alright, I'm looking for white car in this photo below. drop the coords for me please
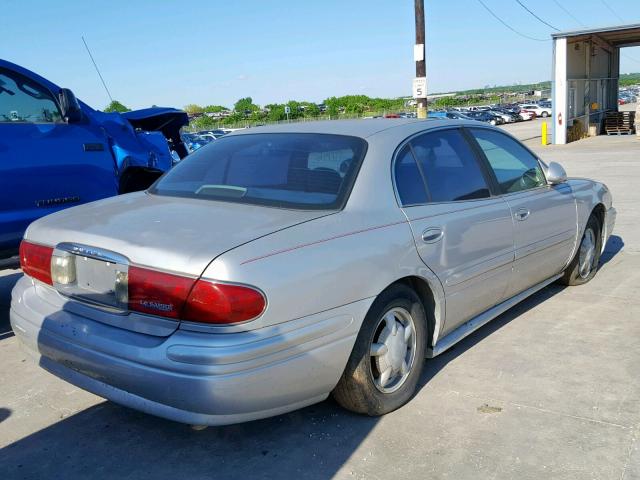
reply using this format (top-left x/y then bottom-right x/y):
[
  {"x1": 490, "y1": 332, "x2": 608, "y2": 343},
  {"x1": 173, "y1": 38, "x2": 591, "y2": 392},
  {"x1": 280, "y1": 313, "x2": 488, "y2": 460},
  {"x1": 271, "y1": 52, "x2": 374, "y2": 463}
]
[
  {"x1": 520, "y1": 104, "x2": 552, "y2": 118},
  {"x1": 488, "y1": 110, "x2": 516, "y2": 123},
  {"x1": 518, "y1": 110, "x2": 535, "y2": 121}
]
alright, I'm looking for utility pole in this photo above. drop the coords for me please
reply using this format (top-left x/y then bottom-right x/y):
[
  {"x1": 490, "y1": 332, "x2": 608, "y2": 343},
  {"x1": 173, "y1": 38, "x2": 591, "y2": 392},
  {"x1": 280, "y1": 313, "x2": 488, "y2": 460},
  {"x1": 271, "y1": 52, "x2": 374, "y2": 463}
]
[{"x1": 414, "y1": 0, "x2": 427, "y2": 118}]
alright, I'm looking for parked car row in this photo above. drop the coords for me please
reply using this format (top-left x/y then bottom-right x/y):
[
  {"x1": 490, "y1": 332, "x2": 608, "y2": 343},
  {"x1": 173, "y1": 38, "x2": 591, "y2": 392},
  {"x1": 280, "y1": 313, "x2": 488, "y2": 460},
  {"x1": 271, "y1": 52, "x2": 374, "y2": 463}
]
[
  {"x1": 429, "y1": 101, "x2": 551, "y2": 126},
  {"x1": 619, "y1": 86, "x2": 639, "y2": 105},
  {"x1": 181, "y1": 129, "x2": 231, "y2": 153}
]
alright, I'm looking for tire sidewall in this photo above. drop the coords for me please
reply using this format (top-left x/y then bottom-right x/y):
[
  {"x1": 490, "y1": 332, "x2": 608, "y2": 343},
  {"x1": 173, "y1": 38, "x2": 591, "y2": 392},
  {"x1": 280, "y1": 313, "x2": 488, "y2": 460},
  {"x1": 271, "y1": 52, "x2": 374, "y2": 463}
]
[
  {"x1": 337, "y1": 285, "x2": 427, "y2": 415},
  {"x1": 562, "y1": 215, "x2": 602, "y2": 285}
]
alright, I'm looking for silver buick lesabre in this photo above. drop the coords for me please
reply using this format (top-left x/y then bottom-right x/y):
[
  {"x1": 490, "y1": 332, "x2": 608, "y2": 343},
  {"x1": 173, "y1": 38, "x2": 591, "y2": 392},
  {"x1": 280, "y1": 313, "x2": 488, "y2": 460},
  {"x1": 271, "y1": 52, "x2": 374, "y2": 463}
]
[{"x1": 11, "y1": 119, "x2": 616, "y2": 426}]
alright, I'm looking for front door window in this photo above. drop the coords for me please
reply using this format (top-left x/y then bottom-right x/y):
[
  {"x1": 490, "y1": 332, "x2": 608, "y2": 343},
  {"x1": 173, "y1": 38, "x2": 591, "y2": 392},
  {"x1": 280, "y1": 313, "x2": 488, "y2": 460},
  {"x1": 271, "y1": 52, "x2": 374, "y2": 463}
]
[{"x1": 0, "y1": 68, "x2": 61, "y2": 123}]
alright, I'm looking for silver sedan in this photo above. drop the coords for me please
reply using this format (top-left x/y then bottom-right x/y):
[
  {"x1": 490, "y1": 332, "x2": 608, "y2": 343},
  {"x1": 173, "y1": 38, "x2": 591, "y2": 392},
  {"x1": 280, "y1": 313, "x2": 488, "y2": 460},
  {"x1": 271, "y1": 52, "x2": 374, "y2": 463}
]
[{"x1": 11, "y1": 119, "x2": 616, "y2": 426}]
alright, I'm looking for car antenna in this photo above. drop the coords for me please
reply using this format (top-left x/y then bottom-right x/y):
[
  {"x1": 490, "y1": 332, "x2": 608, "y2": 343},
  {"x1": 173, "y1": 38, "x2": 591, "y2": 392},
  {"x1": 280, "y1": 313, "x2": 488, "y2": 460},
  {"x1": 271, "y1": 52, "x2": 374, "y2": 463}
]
[{"x1": 81, "y1": 36, "x2": 114, "y2": 103}]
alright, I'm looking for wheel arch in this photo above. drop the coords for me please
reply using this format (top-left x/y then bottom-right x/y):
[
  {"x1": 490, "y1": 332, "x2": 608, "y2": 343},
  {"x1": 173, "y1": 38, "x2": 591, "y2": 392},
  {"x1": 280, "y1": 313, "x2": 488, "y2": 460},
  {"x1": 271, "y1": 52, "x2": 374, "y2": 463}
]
[
  {"x1": 383, "y1": 275, "x2": 445, "y2": 350},
  {"x1": 119, "y1": 166, "x2": 164, "y2": 193}
]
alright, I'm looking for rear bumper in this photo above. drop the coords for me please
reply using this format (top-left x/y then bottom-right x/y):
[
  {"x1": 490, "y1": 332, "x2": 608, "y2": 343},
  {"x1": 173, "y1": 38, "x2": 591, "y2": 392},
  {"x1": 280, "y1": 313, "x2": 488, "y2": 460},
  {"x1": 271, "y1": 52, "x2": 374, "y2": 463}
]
[{"x1": 11, "y1": 277, "x2": 370, "y2": 425}]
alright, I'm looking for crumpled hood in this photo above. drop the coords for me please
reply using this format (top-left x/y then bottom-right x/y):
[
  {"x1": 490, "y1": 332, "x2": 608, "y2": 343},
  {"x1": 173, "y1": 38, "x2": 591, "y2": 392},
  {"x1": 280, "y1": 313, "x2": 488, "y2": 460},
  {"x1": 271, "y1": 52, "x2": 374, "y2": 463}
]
[{"x1": 25, "y1": 192, "x2": 331, "y2": 276}]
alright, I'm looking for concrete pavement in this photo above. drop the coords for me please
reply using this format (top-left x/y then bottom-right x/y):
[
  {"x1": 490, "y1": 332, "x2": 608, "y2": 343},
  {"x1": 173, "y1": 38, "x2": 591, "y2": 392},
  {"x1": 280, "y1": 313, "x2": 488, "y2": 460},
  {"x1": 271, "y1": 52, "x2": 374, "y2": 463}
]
[{"x1": 0, "y1": 127, "x2": 639, "y2": 479}]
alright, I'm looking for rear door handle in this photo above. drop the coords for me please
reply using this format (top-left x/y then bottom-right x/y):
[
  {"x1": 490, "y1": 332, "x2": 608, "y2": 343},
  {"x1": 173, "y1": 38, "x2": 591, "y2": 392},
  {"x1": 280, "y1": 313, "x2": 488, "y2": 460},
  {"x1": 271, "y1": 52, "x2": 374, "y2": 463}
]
[
  {"x1": 515, "y1": 208, "x2": 530, "y2": 221},
  {"x1": 422, "y1": 227, "x2": 444, "y2": 243}
]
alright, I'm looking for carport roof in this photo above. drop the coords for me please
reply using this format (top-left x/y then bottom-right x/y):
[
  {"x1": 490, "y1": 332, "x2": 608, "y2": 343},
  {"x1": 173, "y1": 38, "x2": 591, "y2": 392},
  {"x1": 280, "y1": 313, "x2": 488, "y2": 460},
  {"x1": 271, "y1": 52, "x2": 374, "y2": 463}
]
[{"x1": 551, "y1": 23, "x2": 640, "y2": 48}]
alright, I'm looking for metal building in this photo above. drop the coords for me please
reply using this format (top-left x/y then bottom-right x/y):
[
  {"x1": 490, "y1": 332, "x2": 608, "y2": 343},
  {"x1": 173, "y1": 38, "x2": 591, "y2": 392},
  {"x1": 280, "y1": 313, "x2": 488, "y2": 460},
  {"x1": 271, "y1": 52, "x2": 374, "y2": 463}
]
[{"x1": 551, "y1": 23, "x2": 640, "y2": 144}]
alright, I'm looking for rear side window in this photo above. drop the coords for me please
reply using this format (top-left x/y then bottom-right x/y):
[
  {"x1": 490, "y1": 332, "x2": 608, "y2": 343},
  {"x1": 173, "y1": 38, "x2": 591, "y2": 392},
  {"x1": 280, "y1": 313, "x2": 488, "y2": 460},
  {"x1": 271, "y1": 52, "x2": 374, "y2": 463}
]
[
  {"x1": 151, "y1": 133, "x2": 367, "y2": 210},
  {"x1": 469, "y1": 128, "x2": 546, "y2": 194},
  {"x1": 394, "y1": 145, "x2": 428, "y2": 205},
  {"x1": 410, "y1": 129, "x2": 490, "y2": 202}
]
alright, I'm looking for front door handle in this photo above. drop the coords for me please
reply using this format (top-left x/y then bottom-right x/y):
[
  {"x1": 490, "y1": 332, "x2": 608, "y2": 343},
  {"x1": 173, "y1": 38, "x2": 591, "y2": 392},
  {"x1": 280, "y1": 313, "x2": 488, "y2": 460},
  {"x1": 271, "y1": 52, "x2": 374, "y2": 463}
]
[
  {"x1": 422, "y1": 227, "x2": 444, "y2": 243},
  {"x1": 515, "y1": 208, "x2": 530, "y2": 221}
]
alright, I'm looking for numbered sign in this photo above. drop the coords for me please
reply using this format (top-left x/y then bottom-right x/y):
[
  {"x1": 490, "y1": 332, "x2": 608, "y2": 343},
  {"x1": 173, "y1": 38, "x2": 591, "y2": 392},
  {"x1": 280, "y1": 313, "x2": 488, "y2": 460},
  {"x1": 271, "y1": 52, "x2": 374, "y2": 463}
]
[
  {"x1": 284, "y1": 106, "x2": 291, "y2": 114},
  {"x1": 412, "y1": 77, "x2": 427, "y2": 99}
]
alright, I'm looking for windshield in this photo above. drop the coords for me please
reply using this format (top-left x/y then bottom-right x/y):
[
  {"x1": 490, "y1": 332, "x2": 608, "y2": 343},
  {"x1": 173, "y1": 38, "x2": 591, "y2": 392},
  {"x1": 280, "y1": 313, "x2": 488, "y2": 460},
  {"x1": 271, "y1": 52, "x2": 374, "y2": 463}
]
[{"x1": 151, "y1": 133, "x2": 367, "y2": 210}]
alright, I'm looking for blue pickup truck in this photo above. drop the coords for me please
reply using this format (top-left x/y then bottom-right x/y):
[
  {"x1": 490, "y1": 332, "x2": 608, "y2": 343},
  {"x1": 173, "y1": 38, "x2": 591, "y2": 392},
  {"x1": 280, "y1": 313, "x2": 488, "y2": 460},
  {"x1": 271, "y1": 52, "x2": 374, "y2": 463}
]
[{"x1": 0, "y1": 59, "x2": 188, "y2": 258}]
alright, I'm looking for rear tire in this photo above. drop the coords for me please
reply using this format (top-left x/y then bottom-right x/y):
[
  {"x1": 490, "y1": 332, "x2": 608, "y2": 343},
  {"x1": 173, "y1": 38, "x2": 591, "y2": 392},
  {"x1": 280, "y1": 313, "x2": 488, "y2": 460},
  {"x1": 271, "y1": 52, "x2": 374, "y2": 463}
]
[
  {"x1": 332, "y1": 284, "x2": 427, "y2": 416},
  {"x1": 541, "y1": 111, "x2": 549, "y2": 118},
  {"x1": 559, "y1": 215, "x2": 602, "y2": 286}
]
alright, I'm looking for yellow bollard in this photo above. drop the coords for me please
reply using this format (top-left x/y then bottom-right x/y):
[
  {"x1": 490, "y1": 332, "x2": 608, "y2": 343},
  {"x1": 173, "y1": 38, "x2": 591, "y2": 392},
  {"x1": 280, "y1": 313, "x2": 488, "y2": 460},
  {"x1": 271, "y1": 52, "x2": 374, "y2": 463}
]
[{"x1": 541, "y1": 122, "x2": 548, "y2": 146}]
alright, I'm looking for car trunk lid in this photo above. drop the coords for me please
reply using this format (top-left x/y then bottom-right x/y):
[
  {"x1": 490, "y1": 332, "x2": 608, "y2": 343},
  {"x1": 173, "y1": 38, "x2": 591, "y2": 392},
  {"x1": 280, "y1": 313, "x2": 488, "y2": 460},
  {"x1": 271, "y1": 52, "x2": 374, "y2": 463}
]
[{"x1": 25, "y1": 192, "x2": 331, "y2": 336}]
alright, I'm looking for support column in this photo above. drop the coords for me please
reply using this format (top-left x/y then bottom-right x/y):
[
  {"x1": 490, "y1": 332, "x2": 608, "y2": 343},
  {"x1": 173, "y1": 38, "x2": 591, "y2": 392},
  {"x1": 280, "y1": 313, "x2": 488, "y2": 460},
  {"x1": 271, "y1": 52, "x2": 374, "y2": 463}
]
[{"x1": 553, "y1": 37, "x2": 568, "y2": 144}]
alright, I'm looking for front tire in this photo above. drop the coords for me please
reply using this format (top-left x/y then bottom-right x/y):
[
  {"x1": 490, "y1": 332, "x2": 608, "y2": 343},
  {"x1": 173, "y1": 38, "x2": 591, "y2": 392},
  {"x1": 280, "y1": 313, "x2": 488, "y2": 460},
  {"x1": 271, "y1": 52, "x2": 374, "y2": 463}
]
[
  {"x1": 559, "y1": 215, "x2": 602, "y2": 286},
  {"x1": 541, "y1": 111, "x2": 549, "y2": 118},
  {"x1": 332, "y1": 284, "x2": 427, "y2": 416}
]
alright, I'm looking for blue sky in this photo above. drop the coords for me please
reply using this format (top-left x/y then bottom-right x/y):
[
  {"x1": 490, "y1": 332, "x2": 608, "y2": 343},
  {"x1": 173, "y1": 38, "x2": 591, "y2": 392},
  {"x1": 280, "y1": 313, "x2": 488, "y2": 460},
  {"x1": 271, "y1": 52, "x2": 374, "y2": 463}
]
[{"x1": 1, "y1": 0, "x2": 639, "y2": 109}]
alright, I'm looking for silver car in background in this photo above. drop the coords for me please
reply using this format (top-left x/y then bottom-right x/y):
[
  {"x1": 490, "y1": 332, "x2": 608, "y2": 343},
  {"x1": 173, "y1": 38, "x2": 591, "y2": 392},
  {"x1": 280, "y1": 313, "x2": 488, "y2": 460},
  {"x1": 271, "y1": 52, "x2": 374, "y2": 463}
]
[{"x1": 11, "y1": 119, "x2": 616, "y2": 426}]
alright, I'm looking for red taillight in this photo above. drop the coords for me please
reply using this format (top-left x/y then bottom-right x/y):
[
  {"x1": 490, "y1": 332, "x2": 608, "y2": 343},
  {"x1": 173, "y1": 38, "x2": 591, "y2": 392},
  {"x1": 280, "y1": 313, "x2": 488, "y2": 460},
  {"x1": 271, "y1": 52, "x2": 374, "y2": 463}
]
[
  {"x1": 127, "y1": 266, "x2": 265, "y2": 324},
  {"x1": 183, "y1": 280, "x2": 266, "y2": 324},
  {"x1": 19, "y1": 241, "x2": 53, "y2": 285},
  {"x1": 127, "y1": 266, "x2": 195, "y2": 319}
]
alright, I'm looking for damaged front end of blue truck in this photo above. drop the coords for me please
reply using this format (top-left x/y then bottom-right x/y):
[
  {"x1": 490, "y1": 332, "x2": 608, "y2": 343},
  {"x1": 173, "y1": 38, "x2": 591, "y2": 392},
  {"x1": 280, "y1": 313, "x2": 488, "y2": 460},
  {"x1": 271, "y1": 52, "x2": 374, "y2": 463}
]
[{"x1": 0, "y1": 59, "x2": 189, "y2": 258}]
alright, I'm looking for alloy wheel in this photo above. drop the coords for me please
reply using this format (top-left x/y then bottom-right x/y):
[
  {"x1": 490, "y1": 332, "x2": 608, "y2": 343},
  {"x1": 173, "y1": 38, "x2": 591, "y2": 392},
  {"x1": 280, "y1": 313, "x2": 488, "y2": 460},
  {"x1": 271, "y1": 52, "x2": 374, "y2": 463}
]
[{"x1": 369, "y1": 307, "x2": 417, "y2": 393}]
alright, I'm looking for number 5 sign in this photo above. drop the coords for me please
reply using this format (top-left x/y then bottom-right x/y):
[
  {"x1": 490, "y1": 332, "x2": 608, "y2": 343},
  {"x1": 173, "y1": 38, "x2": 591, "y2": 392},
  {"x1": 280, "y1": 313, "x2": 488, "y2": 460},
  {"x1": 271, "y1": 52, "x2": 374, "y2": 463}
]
[{"x1": 412, "y1": 77, "x2": 427, "y2": 99}]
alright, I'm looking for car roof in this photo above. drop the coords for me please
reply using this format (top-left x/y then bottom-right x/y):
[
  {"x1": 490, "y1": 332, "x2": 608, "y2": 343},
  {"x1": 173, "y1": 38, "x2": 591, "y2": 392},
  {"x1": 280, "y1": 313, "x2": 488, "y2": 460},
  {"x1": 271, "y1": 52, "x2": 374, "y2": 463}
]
[{"x1": 227, "y1": 118, "x2": 473, "y2": 139}]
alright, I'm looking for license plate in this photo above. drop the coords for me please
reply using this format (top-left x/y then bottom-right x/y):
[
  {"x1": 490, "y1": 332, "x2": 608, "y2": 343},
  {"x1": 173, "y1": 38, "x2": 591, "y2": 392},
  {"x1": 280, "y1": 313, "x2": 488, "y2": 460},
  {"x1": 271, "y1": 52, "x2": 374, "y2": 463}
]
[{"x1": 52, "y1": 243, "x2": 129, "y2": 311}]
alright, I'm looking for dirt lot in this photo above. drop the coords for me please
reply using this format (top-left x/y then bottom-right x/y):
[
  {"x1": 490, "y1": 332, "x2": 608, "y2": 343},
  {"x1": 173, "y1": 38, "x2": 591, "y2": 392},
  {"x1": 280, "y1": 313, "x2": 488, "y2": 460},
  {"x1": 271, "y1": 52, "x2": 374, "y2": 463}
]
[{"x1": 1, "y1": 124, "x2": 639, "y2": 480}]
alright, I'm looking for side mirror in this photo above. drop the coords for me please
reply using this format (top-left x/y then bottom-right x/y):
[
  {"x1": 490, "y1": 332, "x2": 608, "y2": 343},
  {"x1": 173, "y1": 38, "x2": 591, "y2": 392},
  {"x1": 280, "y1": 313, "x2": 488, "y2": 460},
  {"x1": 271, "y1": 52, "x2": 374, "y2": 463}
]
[
  {"x1": 546, "y1": 161, "x2": 567, "y2": 185},
  {"x1": 58, "y1": 88, "x2": 83, "y2": 123}
]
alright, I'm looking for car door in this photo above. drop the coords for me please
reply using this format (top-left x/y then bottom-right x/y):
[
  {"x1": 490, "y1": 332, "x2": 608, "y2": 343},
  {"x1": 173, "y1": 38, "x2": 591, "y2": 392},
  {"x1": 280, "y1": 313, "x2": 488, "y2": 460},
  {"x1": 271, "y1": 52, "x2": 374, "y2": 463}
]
[
  {"x1": 0, "y1": 66, "x2": 118, "y2": 254},
  {"x1": 467, "y1": 127, "x2": 576, "y2": 298},
  {"x1": 394, "y1": 128, "x2": 514, "y2": 335}
]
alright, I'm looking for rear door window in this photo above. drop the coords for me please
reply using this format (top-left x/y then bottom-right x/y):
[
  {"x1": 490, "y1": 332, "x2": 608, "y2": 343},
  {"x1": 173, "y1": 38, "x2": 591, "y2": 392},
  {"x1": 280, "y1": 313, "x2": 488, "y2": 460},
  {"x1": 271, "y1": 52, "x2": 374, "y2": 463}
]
[
  {"x1": 410, "y1": 129, "x2": 491, "y2": 202},
  {"x1": 394, "y1": 145, "x2": 428, "y2": 205}
]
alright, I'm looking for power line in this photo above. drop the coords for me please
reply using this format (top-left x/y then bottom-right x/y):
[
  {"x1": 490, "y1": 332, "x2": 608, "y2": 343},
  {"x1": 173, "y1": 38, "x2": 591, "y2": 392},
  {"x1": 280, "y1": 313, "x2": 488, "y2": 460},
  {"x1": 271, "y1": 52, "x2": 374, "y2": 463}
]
[
  {"x1": 551, "y1": 0, "x2": 585, "y2": 27},
  {"x1": 476, "y1": 0, "x2": 549, "y2": 42},
  {"x1": 599, "y1": 0, "x2": 625, "y2": 23},
  {"x1": 514, "y1": 0, "x2": 560, "y2": 31}
]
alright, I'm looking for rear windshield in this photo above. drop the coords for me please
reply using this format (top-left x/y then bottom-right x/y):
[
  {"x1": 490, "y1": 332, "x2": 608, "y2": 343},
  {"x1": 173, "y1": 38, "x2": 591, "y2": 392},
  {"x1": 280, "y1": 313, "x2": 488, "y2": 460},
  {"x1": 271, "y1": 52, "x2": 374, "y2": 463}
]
[{"x1": 150, "y1": 133, "x2": 367, "y2": 210}]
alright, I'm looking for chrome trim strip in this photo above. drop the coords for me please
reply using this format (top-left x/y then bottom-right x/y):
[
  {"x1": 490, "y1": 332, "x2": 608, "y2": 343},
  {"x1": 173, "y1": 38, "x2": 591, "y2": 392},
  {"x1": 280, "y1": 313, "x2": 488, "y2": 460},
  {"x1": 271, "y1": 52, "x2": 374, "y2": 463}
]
[
  {"x1": 428, "y1": 273, "x2": 562, "y2": 357},
  {"x1": 56, "y1": 242, "x2": 130, "y2": 265}
]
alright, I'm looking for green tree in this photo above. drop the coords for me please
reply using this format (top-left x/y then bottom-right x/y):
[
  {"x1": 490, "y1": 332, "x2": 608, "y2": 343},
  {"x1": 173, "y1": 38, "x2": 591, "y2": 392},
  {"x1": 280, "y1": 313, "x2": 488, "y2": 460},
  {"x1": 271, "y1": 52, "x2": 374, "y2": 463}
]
[
  {"x1": 190, "y1": 115, "x2": 217, "y2": 130},
  {"x1": 183, "y1": 104, "x2": 205, "y2": 115},
  {"x1": 264, "y1": 103, "x2": 286, "y2": 121},
  {"x1": 104, "y1": 100, "x2": 130, "y2": 113},
  {"x1": 234, "y1": 97, "x2": 259, "y2": 115},
  {"x1": 300, "y1": 102, "x2": 320, "y2": 117},
  {"x1": 203, "y1": 105, "x2": 229, "y2": 113}
]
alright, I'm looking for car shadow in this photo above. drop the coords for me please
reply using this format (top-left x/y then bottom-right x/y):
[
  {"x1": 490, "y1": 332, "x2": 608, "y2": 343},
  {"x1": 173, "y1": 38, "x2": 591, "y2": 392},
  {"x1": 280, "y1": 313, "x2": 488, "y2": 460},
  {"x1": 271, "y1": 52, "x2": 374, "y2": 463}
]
[
  {"x1": 600, "y1": 234, "x2": 624, "y2": 266},
  {"x1": 0, "y1": 390, "x2": 378, "y2": 479},
  {"x1": 418, "y1": 282, "x2": 564, "y2": 388}
]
